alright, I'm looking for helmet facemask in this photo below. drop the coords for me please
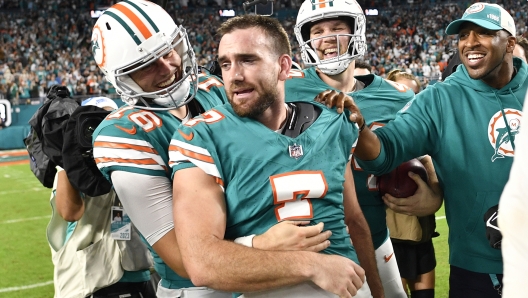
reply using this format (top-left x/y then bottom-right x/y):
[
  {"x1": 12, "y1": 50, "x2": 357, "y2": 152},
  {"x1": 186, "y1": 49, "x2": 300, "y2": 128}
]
[{"x1": 294, "y1": 0, "x2": 367, "y2": 75}]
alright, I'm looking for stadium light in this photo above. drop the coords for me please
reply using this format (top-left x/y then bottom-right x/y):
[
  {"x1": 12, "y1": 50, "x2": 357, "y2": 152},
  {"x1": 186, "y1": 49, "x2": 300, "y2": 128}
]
[{"x1": 365, "y1": 9, "x2": 379, "y2": 16}]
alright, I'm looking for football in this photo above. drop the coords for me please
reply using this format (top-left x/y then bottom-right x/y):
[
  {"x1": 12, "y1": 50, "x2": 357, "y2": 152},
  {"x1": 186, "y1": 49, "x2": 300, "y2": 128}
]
[{"x1": 377, "y1": 158, "x2": 429, "y2": 198}]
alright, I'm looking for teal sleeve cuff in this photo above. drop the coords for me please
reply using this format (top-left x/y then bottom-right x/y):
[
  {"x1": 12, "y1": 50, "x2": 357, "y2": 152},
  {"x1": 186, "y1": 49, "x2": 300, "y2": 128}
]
[{"x1": 170, "y1": 162, "x2": 197, "y2": 180}]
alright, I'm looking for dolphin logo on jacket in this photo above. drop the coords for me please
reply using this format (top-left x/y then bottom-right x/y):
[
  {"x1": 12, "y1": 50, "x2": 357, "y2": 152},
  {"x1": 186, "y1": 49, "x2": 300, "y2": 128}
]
[{"x1": 488, "y1": 109, "x2": 522, "y2": 162}]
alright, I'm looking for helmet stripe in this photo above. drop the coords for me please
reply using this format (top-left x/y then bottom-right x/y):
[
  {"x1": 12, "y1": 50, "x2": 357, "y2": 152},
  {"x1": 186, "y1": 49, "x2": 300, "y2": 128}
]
[
  {"x1": 113, "y1": 3, "x2": 153, "y2": 40},
  {"x1": 311, "y1": 0, "x2": 333, "y2": 9},
  {"x1": 103, "y1": 11, "x2": 142, "y2": 45},
  {"x1": 123, "y1": 0, "x2": 160, "y2": 33}
]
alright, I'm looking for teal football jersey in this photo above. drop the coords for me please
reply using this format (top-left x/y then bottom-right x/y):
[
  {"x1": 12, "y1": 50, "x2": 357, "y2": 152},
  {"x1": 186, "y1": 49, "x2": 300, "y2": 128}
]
[
  {"x1": 94, "y1": 70, "x2": 226, "y2": 180},
  {"x1": 285, "y1": 67, "x2": 415, "y2": 248},
  {"x1": 169, "y1": 102, "x2": 360, "y2": 262},
  {"x1": 92, "y1": 71, "x2": 226, "y2": 289}
]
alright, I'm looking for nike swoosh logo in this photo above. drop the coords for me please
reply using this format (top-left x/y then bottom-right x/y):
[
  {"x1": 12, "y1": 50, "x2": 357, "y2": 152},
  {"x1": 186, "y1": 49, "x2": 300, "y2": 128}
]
[
  {"x1": 486, "y1": 211, "x2": 500, "y2": 231},
  {"x1": 384, "y1": 253, "x2": 394, "y2": 263},
  {"x1": 178, "y1": 129, "x2": 194, "y2": 141},
  {"x1": 114, "y1": 125, "x2": 137, "y2": 135}
]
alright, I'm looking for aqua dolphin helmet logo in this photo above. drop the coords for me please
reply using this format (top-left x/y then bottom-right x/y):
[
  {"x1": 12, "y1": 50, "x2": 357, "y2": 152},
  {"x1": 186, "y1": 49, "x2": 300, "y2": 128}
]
[{"x1": 91, "y1": 25, "x2": 106, "y2": 69}]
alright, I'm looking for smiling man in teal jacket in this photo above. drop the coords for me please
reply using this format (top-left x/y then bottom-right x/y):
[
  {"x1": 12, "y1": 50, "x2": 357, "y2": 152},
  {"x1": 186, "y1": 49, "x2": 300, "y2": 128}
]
[{"x1": 340, "y1": 3, "x2": 528, "y2": 298}]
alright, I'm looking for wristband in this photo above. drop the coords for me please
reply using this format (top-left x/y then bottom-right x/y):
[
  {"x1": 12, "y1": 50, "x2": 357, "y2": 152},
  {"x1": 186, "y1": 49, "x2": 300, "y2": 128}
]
[
  {"x1": 56, "y1": 165, "x2": 64, "y2": 172},
  {"x1": 234, "y1": 234, "x2": 256, "y2": 247},
  {"x1": 358, "y1": 121, "x2": 366, "y2": 132}
]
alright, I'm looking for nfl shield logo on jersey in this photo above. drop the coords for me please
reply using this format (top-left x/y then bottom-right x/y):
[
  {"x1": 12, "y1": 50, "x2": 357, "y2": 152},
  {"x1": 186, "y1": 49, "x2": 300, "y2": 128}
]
[{"x1": 289, "y1": 144, "x2": 303, "y2": 159}]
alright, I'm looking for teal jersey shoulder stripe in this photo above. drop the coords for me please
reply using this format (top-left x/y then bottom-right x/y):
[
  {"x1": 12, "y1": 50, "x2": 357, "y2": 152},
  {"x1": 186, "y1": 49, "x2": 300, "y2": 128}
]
[
  {"x1": 123, "y1": 0, "x2": 159, "y2": 33},
  {"x1": 103, "y1": 11, "x2": 142, "y2": 45}
]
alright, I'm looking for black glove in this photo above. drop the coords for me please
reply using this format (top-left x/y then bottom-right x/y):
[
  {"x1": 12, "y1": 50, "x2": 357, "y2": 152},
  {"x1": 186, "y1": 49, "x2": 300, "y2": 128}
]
[{"x1": 483, "y1": 205, "x2": 501, "y2": 249}]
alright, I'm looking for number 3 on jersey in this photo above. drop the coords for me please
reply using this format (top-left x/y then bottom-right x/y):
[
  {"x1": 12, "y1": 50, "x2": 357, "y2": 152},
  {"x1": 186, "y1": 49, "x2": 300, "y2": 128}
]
[
  {"x1": 185, "y1": 109, "x2": 225, "y2": 127},
  {"x1": 196, "y1": 73, "x2": 222, "y2": 92},
  {"x1": 270, "y1": 171, "x2": 328, "y2": 221}
]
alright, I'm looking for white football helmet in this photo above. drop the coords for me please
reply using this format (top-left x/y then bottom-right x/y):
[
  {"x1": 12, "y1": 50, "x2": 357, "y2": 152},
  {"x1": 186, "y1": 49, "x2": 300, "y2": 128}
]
[
  {"x1": 294, "y1": 0, "x2": 367, "y2": 75},
  {"x1": 91, "y1": 0, "x2": 198, "y2": 109}
]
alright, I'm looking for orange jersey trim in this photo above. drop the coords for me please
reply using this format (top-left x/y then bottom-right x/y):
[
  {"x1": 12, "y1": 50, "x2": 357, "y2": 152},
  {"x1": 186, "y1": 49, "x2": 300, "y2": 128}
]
[
  {"x1": 95, "y1": 157, "x2": 159, "y2": 166},
  {"x1": 169, "y1": 144, "x2": 214, "y2": 164},
  {"x1": 94, "y1": 141, "x2": 159, "y2": 155}
]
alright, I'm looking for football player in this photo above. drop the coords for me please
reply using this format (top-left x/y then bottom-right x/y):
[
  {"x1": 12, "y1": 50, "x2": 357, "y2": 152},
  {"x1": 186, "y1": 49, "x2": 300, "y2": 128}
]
[
  {"x1": 169, "y1": 15, "x2": 372, "y2": 298},
  {"x1": 285, "y1": 0, "x2": 425, "y2": 297},
  {"x1": 90, "y1": 1, "x2": 229, "y2": 296},
  {"x1": 91, "y1": 1, "x2": 331, "y2": 297}
]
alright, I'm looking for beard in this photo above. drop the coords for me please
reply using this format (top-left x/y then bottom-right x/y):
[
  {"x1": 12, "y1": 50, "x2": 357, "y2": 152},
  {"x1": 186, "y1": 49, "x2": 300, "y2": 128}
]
[{"x1": 228, "y1": 81, "x2": 278, "y2": 119}]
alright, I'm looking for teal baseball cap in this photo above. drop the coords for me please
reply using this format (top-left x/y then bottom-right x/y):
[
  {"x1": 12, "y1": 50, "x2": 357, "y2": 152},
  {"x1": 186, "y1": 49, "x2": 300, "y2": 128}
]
[{"x1": 445, "y1": 3, "x2": 515, "y2": 36}]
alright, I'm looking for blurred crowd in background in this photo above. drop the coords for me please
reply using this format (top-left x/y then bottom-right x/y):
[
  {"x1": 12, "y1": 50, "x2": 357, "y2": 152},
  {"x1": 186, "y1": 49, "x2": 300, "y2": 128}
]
[{"x1": 0, "y1": 0, "x2": 526, "y2": 104}]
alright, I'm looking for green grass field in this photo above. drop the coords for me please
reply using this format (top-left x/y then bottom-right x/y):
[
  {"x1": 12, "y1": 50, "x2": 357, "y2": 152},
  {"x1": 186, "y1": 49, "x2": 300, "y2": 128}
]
[
  {"x1": 433, "y1": 213, "x2": 450, "y2": 298},
  {"x1": 0, "y1": 162, "x2": 451, "y2": 297},
  {"x1": 0, "y1": 163, "x2": 55, "y2": 297}
]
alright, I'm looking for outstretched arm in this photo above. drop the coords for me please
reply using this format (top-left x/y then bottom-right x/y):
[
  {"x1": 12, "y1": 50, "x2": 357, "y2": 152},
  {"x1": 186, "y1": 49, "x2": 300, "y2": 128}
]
[
  {"x1": 315, "y1": 90, "x2": 381, "y2": 161},
  {"x1": 173, "y1": 166, "x2": 365, "y2": 296},
  {"x1": 355, "y1": 127, "x2": 383, "y2": 161},
  {"x1": 343, "y1": 160, "x2": 384, "y2": 298}
]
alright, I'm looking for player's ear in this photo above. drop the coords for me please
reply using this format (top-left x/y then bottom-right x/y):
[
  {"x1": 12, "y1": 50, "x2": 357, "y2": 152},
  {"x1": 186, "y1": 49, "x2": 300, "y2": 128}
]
[
  {"x1": 506, "y1": 35, "x2": 516, "y2": 53},
  {"x1": 278, "y1": 54, "x2": 292, "y2": 81}
]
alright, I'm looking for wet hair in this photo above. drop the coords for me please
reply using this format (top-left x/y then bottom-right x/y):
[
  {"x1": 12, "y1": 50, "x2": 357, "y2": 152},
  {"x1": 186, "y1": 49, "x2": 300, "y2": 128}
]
[{"x1": 217, "y1": 15, "x2": 291, "y2": 57}]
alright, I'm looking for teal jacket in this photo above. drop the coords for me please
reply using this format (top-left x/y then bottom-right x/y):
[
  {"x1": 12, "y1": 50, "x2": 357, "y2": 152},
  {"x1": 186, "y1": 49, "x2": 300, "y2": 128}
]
[{"x1": 357, "y1": 57, "x2": 528, "y2": 274}]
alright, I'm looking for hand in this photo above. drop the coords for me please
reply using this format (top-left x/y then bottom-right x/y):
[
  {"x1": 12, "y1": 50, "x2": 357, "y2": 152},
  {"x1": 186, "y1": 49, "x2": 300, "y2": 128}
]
[
  {"x1": 382, "y1": 171, "x2": 442, "y2": 217},
  {"x1": 253, "y1": 221, "x2": 331, "y2": 252},
  {"x1": 314, "y1": 90, "x2": 364, "y2": 126},
  {"x1": 311, "y1": 254, "x2": 365, "y2": 298}
]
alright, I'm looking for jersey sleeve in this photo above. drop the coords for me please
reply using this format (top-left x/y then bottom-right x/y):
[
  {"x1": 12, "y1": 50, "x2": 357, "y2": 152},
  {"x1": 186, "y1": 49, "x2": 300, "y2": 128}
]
[
  {"x1": 93, "y1": 122, "x2": 168, "y2": 181},
  {"x1": 168, "y1": 122, "x2": 224, "y2": 188}
]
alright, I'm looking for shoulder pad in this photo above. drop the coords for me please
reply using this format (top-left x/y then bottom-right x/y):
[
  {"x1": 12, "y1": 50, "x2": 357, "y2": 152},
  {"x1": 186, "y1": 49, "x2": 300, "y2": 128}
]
[{"x1": 282, "y1": 102, "x2": 321, "y2": 138}]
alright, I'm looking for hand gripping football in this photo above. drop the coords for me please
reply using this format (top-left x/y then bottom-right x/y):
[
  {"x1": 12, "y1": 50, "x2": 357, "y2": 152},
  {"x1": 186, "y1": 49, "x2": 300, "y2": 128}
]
[{"x1": 377, "y1": 158, "x2": 429, "y2": 198}]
